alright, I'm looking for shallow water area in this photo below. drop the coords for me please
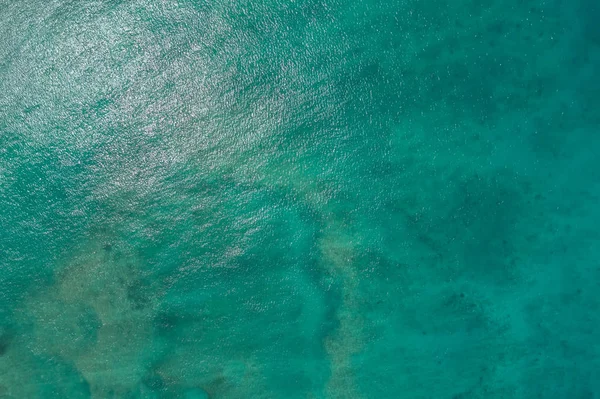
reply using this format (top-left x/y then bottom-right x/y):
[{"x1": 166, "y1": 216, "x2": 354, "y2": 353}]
[{"x1": 1, "y1": 0, "x2": 600, "y2": 397}]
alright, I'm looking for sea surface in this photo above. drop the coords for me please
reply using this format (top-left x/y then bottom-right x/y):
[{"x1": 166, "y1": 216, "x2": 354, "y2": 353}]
[{"x1": 1, "y1": 0, "x2": 600, "y2": 398}]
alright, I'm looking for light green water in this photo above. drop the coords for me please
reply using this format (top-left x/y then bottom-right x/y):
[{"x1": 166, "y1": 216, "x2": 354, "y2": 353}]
[{"x1": 1, "y1": 0, "x2": 600, "y2": 397}]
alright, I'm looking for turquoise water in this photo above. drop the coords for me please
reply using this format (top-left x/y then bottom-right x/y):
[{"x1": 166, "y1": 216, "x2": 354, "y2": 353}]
[{"x1": 1, "y1": 0, "x2": 600, "y2": 397}]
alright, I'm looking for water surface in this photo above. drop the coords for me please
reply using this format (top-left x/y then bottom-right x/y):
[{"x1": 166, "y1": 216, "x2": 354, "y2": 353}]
[{"x1": 1, "y1": 0, "x2": 600, "y2": 397}]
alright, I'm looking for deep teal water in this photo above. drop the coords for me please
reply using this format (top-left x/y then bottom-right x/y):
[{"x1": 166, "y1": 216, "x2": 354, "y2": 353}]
[{"x1": 1, "y1": 0, "x2": 600, "y2": 397}]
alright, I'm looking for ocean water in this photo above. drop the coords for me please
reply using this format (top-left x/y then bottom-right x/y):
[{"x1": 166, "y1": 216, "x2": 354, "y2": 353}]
[{"x1": 1, "y1": 0, "x2": 600, "y2": 397}]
